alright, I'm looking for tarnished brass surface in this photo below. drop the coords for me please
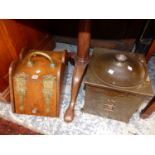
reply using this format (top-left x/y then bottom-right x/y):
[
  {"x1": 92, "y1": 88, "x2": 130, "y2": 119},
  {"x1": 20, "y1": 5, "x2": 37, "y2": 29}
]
[
  {"x1": 83, "y1": 48, "x2": 154, "y2": 122},
  {"x1": 14, "y1": 73, "x2": 28, "y2": 112},
  {"x1": 91, "y1": 50, "x2": 146, "y2": 88},
  {"x1": 85, "y1": 48, "x2": 154, "y2": 97},
  {"x1": 42, "y1": 75, "x2": 56, "y2": 113},
  {"x1": 83, "y1": 85, "x2": 146, "y2": 122}
]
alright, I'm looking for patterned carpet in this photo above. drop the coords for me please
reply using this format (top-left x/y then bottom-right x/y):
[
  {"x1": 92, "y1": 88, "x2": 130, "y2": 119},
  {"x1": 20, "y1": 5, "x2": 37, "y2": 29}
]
[
  {"x1": 0, "y1": 117, "x2": 41, "y2": 135},
  {"x1": 0, "y1": 42, "x2": 155, "y2": 135}
]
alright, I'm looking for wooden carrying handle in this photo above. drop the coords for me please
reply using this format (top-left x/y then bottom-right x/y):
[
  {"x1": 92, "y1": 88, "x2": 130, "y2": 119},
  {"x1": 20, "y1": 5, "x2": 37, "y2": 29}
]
[{"x1": 27, "y1": 51, "x2": 56, "y2": 67}]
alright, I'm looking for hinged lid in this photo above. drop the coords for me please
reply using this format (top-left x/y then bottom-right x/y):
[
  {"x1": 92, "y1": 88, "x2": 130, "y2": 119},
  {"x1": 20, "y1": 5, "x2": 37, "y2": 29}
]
[
  {"x1": 14, "y1": 50, "x2": 60, "y2": 77},
  {"x1": 91, "y1": 51, "x2": 146, "y2": 88},
  {"x1": 84, "y1": 48, "x2": 154, "y2": 97}
]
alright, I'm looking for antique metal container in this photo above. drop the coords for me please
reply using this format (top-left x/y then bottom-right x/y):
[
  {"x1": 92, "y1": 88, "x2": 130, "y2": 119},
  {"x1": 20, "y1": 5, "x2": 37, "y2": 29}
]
[
  {"x1": 9, "y1": 49, "x2": 67, "y2": 117},
  {"x1": 83, "y1": 48, "x2": 154, "y2": 122}
]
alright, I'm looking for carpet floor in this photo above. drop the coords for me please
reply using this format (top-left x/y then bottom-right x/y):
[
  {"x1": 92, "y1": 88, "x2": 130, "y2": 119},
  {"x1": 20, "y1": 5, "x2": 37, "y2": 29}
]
[{"x1": 0, "y1": 117, "x2": 41, "y2": 135}]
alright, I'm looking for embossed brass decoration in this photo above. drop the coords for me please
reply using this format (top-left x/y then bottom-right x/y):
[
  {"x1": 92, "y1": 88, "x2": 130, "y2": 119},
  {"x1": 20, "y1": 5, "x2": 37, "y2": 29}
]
[
  {"x1": 42, "y1": 75, "x2": 56, "y2": 113},
  {"x1": 14, "y1": 73, "x2": 28, "y2": 112},
  {"x1": 103, "y1": 103, "x2": 115, "y2": 112},
  {"x1": 104, "y1": 98, "x2": 116, "y2": 112}
]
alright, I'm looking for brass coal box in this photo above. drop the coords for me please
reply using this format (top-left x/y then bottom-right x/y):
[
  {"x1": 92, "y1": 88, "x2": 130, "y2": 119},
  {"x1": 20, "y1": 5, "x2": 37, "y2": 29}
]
[{"x1": 83, "y1": 48, "x2": 154, "y2": 122}]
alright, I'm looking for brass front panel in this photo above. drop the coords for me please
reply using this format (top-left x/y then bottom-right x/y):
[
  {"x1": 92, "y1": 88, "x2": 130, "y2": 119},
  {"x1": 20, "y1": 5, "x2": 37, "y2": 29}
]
[{"x1": 83, "y1": 85, "x2": 149, "y2": 122}]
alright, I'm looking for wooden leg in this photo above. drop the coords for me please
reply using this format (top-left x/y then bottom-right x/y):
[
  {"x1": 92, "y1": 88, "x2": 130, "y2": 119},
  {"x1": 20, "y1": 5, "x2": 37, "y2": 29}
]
[
  {"x1": 145, "y1": 39, "x2": 155, "y2": 62},
  {"x1": 140, "y1": 40, "x2": 155, "y2": 118},
  {"x1": 140, "y1": 97, "x2": 155, "y2": 119},
  {"x1": 64, "y1": 58, "x2": 89, "y2": 122},
  {"x1": 64, "y1": 20, "x2": 91, "y2": 122}
]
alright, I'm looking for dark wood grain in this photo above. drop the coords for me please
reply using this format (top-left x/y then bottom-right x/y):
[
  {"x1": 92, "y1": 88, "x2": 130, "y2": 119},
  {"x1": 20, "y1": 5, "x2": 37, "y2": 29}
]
[
  {"x1": 140, "y1": 96, "x2": 155, "y2": 119},
  {"x1": 145, "y1": 39, "x2": 155, "y2": 62}
]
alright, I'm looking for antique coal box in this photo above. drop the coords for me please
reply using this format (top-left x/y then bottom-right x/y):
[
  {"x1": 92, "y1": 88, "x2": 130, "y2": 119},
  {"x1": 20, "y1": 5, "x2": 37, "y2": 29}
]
[
  {"x1": 83, "y1": 48, "x2": 154, "y2": 122},
  {"x1": 9, "y1": 49, "x2": 67, "y2": 117}
]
